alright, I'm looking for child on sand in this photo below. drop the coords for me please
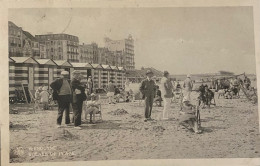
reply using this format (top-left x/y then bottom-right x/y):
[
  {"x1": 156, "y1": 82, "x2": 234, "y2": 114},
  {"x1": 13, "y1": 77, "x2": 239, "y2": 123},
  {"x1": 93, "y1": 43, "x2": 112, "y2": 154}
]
[
  {"x1": 85, "y1": 93, "x2": 101, "y2": 124},
  {"x1": 34, "y1": 87, "x2": 42, "y2": 111},
  {"x1": 40, "y1": 86, "x2": 50, "y2": 110},
  {"x1": 179, "y1": 99, "x2": 202, "y2": 134}
]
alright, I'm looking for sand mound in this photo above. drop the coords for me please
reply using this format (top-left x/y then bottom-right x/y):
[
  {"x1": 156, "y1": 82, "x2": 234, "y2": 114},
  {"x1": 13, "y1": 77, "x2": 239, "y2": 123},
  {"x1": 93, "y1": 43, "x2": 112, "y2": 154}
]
[
  {"x1": 52, "y1": 129, "x2": 78, "y2": 141},
  {"x1": 108, "y1": 109, "x2": 128, "y2": 115},
  {"x1": 152, "y1": 126, "x2": 166, "y2": 132},
  {"x1": 131, "y1": 113, "x2": 142, "y2": 119}
]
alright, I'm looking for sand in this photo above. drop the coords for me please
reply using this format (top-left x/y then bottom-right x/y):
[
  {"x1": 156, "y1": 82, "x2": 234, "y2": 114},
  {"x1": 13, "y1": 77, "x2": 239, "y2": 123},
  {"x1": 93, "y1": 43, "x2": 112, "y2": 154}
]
[{"x1": 9, "y1": 92, "x2": 260, "y2": 163}]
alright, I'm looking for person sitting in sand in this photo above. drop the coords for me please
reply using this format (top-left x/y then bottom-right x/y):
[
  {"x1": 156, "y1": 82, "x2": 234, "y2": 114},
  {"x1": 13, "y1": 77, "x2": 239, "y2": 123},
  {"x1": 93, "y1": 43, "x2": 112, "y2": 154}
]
[
  {"x1": 154, "y1": 85, "x2": 162, "y2": 107},
  {"x1": 179, "y1": 99, "x2": 201, "y2": 134},
  {"x1": 85, "y1": 93, "x2": 101, "y2": 124}
]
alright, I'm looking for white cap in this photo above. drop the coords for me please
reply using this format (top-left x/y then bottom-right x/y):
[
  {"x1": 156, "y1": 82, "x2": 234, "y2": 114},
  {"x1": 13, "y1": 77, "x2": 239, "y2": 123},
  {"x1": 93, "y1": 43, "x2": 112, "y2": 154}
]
[
  {"x1": 61, "y1": 71, "x2": 69, "y2": 75},
  {"x1": 187, "y1": 74, "x2": 191, "y2": 78}
]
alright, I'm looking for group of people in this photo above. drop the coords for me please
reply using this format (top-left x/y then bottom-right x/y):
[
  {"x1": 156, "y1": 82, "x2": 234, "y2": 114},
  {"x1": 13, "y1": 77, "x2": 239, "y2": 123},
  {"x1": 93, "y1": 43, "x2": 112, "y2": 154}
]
[
  {"x1": 139, "y1": 70, "x2": 201, "y2": 133},
  {"x1": 50, "y1": 70, "x2": 99, "y2": 129},
  {"x1": 46, "y1": 68, "x2": 252, "y2": 133}
]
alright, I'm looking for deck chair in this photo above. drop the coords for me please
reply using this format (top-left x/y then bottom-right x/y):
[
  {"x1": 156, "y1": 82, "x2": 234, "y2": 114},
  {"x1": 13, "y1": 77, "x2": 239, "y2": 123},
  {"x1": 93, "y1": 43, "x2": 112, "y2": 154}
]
[
  {"x1": 84, "y1": 97, "x2": 103, "y2": 122},
  {"x1": 84, "y1": 105, "x2": 102, "y2": 122}
]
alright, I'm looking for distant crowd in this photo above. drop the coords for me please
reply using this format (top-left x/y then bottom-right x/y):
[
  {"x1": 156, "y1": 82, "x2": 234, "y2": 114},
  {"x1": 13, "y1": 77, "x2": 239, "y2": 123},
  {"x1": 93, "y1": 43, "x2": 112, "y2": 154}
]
[{"x1": 32, "y1": 69, "x2": 254, "y2": 134}]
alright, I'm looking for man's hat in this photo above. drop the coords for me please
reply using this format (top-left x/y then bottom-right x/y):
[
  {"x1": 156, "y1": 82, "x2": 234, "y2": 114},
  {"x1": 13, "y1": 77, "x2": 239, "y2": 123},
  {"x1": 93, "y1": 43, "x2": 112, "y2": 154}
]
[
  {"x1": 187, "y1": 74, "x2": 191, "y2": 78},
  {"x1": 146, "y1": 70, "x2": 153, "y2": 75},
  {"x1": 61, "y1": 71, "x2": 69, "y2": 75},
  {"x1": 90, "y1": 93, "x2": 96, "y2": 97}
]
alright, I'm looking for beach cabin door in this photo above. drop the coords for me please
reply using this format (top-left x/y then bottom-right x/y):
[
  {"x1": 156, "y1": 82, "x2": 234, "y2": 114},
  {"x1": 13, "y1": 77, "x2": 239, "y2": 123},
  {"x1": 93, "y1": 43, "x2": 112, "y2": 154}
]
[
  {"x1": 49, "y1": 68, "x2": 54, "y2": 87},
  {"x1": 28, "y1": 67, "x2": 34, "y2": 90}
]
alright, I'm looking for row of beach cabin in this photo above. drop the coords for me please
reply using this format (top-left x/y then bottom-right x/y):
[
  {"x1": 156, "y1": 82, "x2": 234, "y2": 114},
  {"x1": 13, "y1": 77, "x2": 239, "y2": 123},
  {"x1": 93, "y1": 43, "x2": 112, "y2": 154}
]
[{"x1": 9, "y1": 57, "x2": 126, "y2": 98}]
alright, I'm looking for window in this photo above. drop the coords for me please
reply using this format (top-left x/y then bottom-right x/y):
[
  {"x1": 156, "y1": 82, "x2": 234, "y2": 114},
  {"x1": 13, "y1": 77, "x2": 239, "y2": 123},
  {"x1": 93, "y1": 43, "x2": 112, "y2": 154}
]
[
  {"x1": 51, "y1": 48, "x2": 53, "y2": 52},
  {"x1": 59, "y1": 47, "x2": 62, "y2": 52},
  {"x1": 59, "y1": 55, "x2": 61, "y2": 59}
]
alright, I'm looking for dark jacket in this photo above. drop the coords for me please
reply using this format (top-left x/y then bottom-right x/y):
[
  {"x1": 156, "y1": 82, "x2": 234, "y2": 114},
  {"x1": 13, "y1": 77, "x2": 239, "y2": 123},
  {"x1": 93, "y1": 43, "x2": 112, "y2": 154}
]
[
  {"x1": 50, "y1": 78, "x2": 71, "y2": 100},
  {"x1": 139, "y1": 78, "x2": 156, "y2": 98},
  {"x1": 71, "y1": 78, "x2": 87, "y2": 103}
]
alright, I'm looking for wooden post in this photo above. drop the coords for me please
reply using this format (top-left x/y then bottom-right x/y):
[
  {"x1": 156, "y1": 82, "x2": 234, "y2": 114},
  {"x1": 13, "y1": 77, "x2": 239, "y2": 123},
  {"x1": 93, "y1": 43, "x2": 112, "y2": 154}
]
[{"x1": 21, "y1": 83, "x2": 29, "y2": 104}]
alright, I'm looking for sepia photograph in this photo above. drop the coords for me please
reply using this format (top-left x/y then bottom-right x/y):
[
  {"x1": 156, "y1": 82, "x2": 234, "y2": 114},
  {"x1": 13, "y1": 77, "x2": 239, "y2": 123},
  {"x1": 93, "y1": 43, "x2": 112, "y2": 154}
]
[{"x1": 1, "y1": 2, "x2": 260, "y2": 165}]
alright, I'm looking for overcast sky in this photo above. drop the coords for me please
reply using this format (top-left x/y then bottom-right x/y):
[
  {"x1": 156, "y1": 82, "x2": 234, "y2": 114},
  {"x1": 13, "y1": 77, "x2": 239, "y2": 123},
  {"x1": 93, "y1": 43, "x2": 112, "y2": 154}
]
[{"x1": 9, "y1": 7, "x2": 256, "y2": 74}]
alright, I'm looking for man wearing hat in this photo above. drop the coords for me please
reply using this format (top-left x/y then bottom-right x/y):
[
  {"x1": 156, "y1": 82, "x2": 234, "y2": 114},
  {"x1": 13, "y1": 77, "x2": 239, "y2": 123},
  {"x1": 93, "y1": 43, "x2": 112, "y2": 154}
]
[
  {"x1": 160, "y1": 71, "x2": 173, "y2": 120},
  {"x1": 71, "y1": 70, "x2": 87, "y2": 129},
  {"x1": 50, "y1": 70, "x2": 72, "y2": 128},
  {"x1": 183, "y1": 74, "x2": 193, "y2": 102},
  {"x1": 139, "y1": 70, "x2": 157, "y2": 122}
]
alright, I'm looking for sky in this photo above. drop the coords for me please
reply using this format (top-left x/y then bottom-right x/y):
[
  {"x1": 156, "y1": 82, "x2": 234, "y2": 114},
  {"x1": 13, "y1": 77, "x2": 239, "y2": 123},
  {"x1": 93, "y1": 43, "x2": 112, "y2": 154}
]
[{"x1": 9, "y1": 7, "x2": 256, "y2": 75}]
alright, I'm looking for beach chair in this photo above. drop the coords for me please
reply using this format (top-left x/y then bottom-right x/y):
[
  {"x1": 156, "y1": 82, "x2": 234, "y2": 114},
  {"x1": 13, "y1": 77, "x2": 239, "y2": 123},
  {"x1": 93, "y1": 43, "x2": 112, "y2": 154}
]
[{"x1": 84, "y1": 104, "x2": 102, "y2": 122}]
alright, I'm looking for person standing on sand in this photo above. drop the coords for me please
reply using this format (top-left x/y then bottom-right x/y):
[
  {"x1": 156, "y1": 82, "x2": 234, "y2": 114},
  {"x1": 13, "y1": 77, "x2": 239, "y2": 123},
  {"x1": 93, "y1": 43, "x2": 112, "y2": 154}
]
[
  {"x1": 71, "y1": 71, "x2": 87, "y2": 130},
  {"x1": 107, "y1": 80, "x2": 116, "y2": 104},
  {"x1": 139, "y1": 70, "x2": 157, "y2": 122},
  {"x1": 50, "y1": 71, "x2": 72, "y2": 128},
  {"x1": 87, "y1": 76, "x2": 93, "y2": 94},
  {"x1": 183, "y1": 74, "x2": 193, "y2": 102},
  {"x1": 160, "y1": 71, "x2": 173, "y2": 120}
]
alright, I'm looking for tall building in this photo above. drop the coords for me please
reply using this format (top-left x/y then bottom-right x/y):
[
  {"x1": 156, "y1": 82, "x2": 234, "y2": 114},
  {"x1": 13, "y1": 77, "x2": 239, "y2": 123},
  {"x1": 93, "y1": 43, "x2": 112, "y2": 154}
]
[
  {"x1": 35, "y1": 34, "x2": 79, "y2": 62},
  {"x1": 98, "y1": 47, "x2": 109, "y2": 64},
  {"x1": 22, "y1": 31, "x2": 40, "y2": 58},
  {"x1": 9, "y1": 21, "x2": 40, "y2": 58},
  {"x1": 79, "y1": 43, "x2": 93, "y2": 63},
  {"x1": 8, "y1": 21, "x2": 23, "y2": 57},
  {"x1": 104, "y1": 34, "x2": 135, "y2": 70},
  {"x1": 39, "y1": 43, "x2": 46, "y2": 59}
]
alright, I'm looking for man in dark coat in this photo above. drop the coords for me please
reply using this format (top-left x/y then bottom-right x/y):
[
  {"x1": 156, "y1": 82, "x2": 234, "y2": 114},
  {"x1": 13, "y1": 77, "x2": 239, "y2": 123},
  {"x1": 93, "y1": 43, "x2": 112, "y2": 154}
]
[
  {"x1": 71, "y1": 70, "x2": 87, "y2": 129},
  {"x1": 50, "y1": 70, "x2": 72, "y2": 128},
  {"x1": 139, "y1": 70, "x2": 156, "y2": 122}
]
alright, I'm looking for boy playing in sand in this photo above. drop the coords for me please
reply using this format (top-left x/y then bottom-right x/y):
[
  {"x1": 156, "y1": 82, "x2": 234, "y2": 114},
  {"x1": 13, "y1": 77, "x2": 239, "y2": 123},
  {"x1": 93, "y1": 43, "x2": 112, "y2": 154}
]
[
  {"x1": 179, "y1": 99, "x2": 202, "y2": 134},
  {"x1": 40, "y1": 86, "x2": 50, "y2": 110},
  {"x1": 85, "y1": 93, "x2": 101, "y2": 124}
]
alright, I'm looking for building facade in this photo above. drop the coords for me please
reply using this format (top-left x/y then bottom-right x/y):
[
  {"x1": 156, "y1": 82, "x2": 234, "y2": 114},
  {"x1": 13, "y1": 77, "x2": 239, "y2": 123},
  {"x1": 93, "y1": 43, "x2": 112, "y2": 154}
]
[
  {"x1": 104, "y1": 34, "x2": 135, "y2": 70},
  {"x1": 35, "y1": 34, "x2": 79, "y2": 62},
  {"x1": 78, "y1": 43, "x2": 98, "y2": 63},
  {"x1": 8, "y1": 21, "x2": 24, "y2": 57},
  {"x1": 22, "y1": 31, "x2": 40, "y2": 58}
]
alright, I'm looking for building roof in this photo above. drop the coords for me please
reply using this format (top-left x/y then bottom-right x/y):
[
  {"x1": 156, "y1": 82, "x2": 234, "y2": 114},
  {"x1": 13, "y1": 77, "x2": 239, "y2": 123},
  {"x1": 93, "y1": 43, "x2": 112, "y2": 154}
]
[
  {"x1": 23, "y1": 31, "x2": 37, "y2": 42},
  {"x1": 71, "y1": 63, "x2": 93, "y2": 69},
  {"x1": 91, "y1": 64, "x2": 103, "y2": 69},
  {"x1": 8, "y1": 21, "x2": 21, "y2": 29},
  {"x1": 53, "y1": 60, "x2": 73, "y2": 67},
  {"x1": 36, "y1": 59, "x2": 57, "y2": 66},
  {"x1": 118, "y1": 67, "x2": 126, "y2": 71},
  {"x1": 101, "y1": 65, "x2": 112, "y2": 70},
  {"x1": 35, "y1": 33, "x2": 79, "y2": 42},
  {"x1": 9, "y1": 57, "x2": 15, "y2": 63},
  {"x1": 11, "y1": 57, "x2": 39, "y2": 64},
  {"x1": 110, "y1": 66, "x2": 119, "y2": 70}
]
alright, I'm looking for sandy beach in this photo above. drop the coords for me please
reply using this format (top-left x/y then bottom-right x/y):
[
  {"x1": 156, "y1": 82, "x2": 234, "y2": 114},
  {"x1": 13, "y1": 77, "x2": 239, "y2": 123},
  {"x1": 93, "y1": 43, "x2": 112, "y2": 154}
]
[{"x1": 9, "y1": 90, "x2": 260, "y2": 163}]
